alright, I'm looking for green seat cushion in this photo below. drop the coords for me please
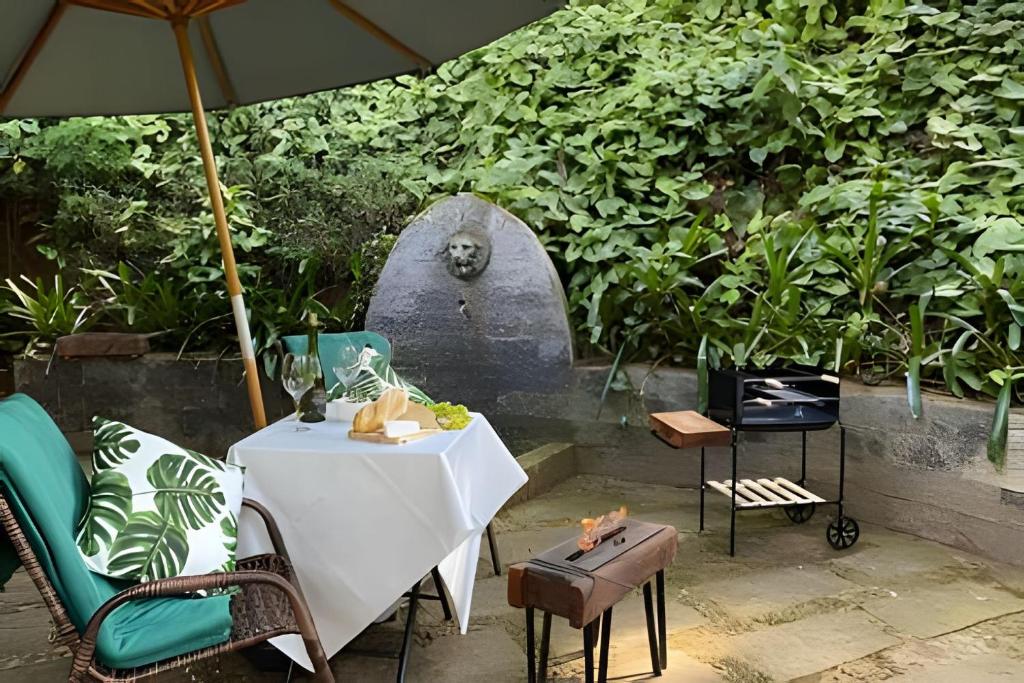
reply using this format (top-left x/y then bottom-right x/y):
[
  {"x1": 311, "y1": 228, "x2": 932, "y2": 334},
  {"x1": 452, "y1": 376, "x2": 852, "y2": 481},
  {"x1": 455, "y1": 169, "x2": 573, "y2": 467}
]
[
  {"x1": 96, "y1": 593, "x2": 233, "y2": 670},
  {"x1": 283, "y1": 330, "x2": 392, "y2": 390},
  {"x1": 0, "y1": 394, "x2": 232, "y2": 670}
]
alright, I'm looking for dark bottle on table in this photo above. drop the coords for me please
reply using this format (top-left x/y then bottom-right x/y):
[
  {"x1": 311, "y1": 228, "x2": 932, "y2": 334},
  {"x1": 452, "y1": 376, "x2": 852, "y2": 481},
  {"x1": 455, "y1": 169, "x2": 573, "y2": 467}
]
[{"x1": 298, "y1": 311, "x2": 327, "y2": 423}]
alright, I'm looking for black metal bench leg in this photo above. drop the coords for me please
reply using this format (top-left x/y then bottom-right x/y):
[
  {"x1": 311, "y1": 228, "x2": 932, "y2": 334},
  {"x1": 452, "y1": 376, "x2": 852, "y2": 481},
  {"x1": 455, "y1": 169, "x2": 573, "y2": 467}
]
[
  {"x1": 396, "y1": 578, "x2": 421, "y2": 683},
  {"x1": 598, "y1": 607, "x2": 613, "y2": 683},
  {"x1": 526, "y1": 607, "x2": 536, "y2": 683},
  {"x1": 583, "y1": 621, "x2": 595, "y2": 683},
  {"x1": 656, "y1": 570, "x2": 667, "y2": 669},
  {"x1": 539, "y1": 611, "x2": 551, "y2": 682},
  {"x1": 699, "y1": 446, "x2": 706, "y2": 532},
  {"x1": 730, "y1": 429, "x2": 738, "y2": 557},
  {"x1": 429, "y1": 566, "x2": 453, "y2": 622},
  {"x1": 486, "y1": 522, "x2": 502, "y2": 575},
  {"x1": 643, "y1": 581, "x2": 662, "y2": 676}
]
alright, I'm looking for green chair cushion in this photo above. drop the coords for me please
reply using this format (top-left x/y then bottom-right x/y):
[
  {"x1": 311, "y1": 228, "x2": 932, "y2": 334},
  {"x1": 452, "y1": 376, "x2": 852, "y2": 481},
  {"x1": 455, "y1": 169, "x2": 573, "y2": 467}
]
[
  {"x1": 95, "y1": 592, "x2": 233, "y2": 670},
  {"x1": 0, "y1": 394, "x2": 232, "y2": 670},
  {"x1": 282, "y1": 330, "x2": 392, "y2": 390}
]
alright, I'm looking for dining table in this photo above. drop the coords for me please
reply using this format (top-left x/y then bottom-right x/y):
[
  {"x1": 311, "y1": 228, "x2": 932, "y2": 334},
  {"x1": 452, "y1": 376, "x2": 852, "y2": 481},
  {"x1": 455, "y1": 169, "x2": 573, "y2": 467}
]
[{"x1": 226, "y1": 412, "x2": 527, "y2": 671}]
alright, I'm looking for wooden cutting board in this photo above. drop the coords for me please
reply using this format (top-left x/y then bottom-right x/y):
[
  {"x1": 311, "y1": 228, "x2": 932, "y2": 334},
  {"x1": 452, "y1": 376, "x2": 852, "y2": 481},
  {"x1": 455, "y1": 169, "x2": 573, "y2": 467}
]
[
  {"x1": 649, "y1": 410, "x2": 731, "y2": 449},
  {"x1": 348, "y1": 429, "x2": 443, "y2": 445}
]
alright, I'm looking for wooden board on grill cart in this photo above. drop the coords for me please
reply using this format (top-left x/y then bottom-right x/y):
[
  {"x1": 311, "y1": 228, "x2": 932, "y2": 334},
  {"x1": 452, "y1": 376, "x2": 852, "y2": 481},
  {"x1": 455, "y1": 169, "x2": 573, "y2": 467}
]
[
  {"x1": 706, "y1": 477, "x2": 826, "y2": 509},
  {"x1": 650, "y1": 410, "x2": 731, "y2": 449},
  {"x1": 348, "y1": 429, "x2": 443, "y2": 444}
]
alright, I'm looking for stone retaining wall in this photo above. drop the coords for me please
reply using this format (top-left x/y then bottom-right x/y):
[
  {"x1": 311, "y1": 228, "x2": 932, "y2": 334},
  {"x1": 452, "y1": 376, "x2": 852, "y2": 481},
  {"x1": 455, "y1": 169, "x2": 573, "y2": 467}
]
[
  {"x1": 13, "y1": 354, "x2": 293, "y2": 457},
  {"x1": 14, "y1": 356, "x2": 1024, "y2": 565},
  {"x1": 489, "y1": 364, "x2": 1024, "y2": 567}
]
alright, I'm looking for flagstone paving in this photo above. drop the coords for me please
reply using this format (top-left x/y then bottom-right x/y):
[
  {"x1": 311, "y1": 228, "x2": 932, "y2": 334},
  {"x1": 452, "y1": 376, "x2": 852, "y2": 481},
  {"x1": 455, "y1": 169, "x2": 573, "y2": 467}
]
[{"x1": 3, "y1": 474, "x2": 1024, "y2": 682}]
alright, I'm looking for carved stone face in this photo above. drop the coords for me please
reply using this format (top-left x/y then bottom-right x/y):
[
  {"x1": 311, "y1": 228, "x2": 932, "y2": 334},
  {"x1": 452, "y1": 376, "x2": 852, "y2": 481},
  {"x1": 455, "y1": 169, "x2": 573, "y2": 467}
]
[{"x1": 445, "y1": 225, "x2": 491, "y2": 279}]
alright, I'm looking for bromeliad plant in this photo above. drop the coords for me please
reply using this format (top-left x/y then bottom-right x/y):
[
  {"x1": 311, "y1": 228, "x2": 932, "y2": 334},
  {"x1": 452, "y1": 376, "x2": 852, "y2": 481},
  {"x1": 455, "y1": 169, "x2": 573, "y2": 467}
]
[{"x1": 1, "y1": 275, "x2": 94, "y2": 354}]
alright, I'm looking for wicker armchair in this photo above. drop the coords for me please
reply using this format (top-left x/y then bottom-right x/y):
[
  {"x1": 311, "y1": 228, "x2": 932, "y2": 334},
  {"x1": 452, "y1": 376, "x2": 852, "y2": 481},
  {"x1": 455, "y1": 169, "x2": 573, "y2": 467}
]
[{"x1": 0, "y1": 490, "x2": 334, "y2": 683}]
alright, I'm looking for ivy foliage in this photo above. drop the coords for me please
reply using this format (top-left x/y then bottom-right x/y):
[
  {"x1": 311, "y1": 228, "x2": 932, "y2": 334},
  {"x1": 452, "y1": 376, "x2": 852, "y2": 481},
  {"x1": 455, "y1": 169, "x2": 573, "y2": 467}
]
[
  {"x1": 316, "y1": 0, "x2": 1024, "y2": 405},
  {"x1": 1, "y1": 0, "x2": 1022, "y2": 418}
]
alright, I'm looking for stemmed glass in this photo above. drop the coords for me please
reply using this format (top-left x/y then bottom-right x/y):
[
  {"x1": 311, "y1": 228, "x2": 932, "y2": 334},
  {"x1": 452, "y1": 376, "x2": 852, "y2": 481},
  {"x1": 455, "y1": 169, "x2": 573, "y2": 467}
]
[
  {"x1": 332, "y1": 342, "x2": 363, "y2": 396},
  {"x1": 282, "y1": 353, "x2": 319, "y2": 431}
]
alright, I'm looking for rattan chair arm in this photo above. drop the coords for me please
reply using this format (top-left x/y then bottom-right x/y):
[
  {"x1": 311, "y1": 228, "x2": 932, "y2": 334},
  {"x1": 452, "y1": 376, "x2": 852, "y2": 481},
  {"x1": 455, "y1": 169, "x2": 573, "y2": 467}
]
[
  {"x1": 69, "y1": 570, "x2": 322, "y2": 682},
  {"x1": 240, "y1": 497, "x2": 290, "y2": 560}
]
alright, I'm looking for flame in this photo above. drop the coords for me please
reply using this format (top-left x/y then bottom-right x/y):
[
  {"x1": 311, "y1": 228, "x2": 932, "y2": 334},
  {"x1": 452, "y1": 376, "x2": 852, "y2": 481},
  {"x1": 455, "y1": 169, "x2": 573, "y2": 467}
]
[{"x1": 578, "y1": 505, "x2": 629, "y2": 552}]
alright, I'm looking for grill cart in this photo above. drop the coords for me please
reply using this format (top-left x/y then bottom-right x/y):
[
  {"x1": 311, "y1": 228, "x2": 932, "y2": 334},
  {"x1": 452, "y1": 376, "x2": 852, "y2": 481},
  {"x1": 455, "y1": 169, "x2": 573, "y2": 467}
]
[{"x1": 652, "y1": 365, "x2": 859, "y2": 556}]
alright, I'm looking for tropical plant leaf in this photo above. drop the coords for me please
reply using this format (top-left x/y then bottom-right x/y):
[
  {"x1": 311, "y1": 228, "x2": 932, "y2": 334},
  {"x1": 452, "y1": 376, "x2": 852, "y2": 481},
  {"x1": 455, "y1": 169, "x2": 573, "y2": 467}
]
[
  {"x1": 331, "y1": 348, "x2": 433, "y2": 405},
  {"x1": 75, "y1": 470, "x2": 132, "y2": 556},
  {"x1": 597, "y1": 344, "x2": 626, "y2": 420},
  {"x1": 906, "y1": 357, "x2": 922, "y2": 420},
  {"x1": 148, "y1": 454, "x2": 227, "y2": 531},
  {"x1": 92, "y1": 417, "x2": 140, "y2": 471},
  {"x1": 988, "y1": 380, "x2": 1011, "y2": 470},
  {"x1": 906, "y1": 304, "x2": 924, "y2": 419},
  {"x1": 106, "y1": 511, "x2": 189, "y2": 581},
  {"x1": 697, "y1": 334, "x2": 709, "y2": 415}
]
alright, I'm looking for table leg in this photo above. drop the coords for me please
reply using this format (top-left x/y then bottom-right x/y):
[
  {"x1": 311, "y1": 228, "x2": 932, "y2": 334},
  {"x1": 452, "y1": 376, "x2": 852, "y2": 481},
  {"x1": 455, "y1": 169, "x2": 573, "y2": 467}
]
[
  {"x1": 526, "y1": 607, "x2": 536, "y2": 683},
  {"x1": 583, "y1": 622, "x2": 595, "y2": 683},
  {"x1": 486, "y1": 522, "x2": 502, "y2": 576},
  {"x1": 598, "y1": 607, "x2": 613, "y2": 683},
  {"x1": 656, "y1": 570, "x2": 667, "y2": 669},
  {"x1": 397, "y1": 578, "x2": 421, "y2": 683},
  {"x1": 539, "y1": 611, "x2": 552, "y2": 682},
  {"x1": 430, "y1": 566, "x2": 453, "y2": 622},
  {"x1": 643, "y1": 581, "x2": 661, "y2": 676}
]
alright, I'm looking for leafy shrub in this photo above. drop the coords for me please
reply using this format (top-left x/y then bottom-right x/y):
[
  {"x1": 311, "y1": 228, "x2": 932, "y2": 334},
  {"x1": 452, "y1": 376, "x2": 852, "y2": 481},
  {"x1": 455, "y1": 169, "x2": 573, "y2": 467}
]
[
  {"x1": 307, "y1": 0, "x2": 1023, "y2": 411},
  {"x1": 0, "y1": 0, "x2": 1021, "y2": 436}
]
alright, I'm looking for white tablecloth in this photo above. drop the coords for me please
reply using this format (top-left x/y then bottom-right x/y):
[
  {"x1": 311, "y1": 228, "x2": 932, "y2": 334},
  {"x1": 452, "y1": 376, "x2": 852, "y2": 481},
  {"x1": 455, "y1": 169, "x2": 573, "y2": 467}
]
[{"x1": 226, "y1": 414, "x2": 526, "y2": 671}]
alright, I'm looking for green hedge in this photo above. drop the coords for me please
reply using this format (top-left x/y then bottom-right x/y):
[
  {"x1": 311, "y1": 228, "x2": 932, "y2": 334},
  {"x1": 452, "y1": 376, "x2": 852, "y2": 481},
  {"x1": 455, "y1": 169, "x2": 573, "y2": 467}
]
[
  {"x1": 1, "y1": 1, "x2": 1022, "y2": 457},
  {"x1": 329, "y1": 0, "x2": 1024, "y2": 396}
]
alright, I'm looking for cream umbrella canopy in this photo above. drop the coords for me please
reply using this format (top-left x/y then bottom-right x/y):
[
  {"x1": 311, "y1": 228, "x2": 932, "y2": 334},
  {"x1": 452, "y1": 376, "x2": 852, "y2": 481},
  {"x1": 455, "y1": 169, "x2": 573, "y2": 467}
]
[{"x1": 0, "y1": 0, "x2": 563, "y2": 428}]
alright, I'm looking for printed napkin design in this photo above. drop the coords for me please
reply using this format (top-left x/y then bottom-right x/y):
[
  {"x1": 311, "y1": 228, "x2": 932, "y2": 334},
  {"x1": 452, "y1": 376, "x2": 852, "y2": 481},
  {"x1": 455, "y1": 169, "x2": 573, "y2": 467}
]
[
  {"x1": 76, "y1": 417, "x2": 243, "y2": 584},
  {"x1": 330, "y1": 347, "x2": 433, "y2": 405}
]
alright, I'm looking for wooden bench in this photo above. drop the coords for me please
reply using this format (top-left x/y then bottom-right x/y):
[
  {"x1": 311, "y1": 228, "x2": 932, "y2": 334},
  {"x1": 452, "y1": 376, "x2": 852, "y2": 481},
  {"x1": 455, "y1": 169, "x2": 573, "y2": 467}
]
[{"x1": 507, "y1": 520, "x2": 677, "y2": 683}]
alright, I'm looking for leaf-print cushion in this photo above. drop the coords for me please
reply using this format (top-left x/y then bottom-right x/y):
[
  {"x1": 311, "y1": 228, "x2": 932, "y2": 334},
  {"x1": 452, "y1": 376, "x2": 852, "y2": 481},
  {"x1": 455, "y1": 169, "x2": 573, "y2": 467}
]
[
  {"x1": 327, "y1": 347, "x2": 434, "y2": 405},
  {"x1": 76, "y1": 417, "x2": 243, "y2": 584}
]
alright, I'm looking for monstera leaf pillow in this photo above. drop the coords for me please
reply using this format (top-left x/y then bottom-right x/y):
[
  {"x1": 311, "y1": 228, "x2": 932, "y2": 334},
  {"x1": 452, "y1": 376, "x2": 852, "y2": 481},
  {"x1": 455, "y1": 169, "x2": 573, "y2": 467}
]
[
  {"x1": 76, "y1": 417, "x2": 243, "y2": 584},
  {"x1": 328, "y1": 347, "x2": 433, "y2": 405}
]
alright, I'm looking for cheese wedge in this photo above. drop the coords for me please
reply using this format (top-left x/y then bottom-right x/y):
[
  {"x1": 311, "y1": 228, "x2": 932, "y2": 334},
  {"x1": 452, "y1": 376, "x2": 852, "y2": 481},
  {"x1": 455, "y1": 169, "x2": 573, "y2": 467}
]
[{"x1": 383, "y1": 420, "x2": 420, "y2": 438}]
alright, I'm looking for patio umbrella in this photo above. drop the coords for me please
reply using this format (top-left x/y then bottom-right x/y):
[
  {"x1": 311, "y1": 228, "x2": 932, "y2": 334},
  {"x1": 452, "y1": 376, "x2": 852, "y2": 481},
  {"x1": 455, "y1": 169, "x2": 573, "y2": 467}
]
[{"x1": 0, "y1": 0, "x2": 563, "y2": 428}]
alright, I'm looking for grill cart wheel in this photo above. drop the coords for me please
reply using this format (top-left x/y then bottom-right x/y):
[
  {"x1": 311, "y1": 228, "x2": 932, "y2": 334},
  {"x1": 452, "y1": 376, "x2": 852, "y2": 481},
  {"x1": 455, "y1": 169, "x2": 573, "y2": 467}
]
[
  {"x1": 826, "y1": 517, "x2": 859, "y2": 550},
  {"x1": 784, "y1": 502, "x2": 816, "y2": 524}
]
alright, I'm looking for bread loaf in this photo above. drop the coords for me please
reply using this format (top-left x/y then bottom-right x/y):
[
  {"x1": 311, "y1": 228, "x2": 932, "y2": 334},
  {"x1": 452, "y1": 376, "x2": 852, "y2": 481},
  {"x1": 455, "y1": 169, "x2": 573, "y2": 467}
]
[{"x1": 352, "y1": 387, "x2": 410, "y2": 433}]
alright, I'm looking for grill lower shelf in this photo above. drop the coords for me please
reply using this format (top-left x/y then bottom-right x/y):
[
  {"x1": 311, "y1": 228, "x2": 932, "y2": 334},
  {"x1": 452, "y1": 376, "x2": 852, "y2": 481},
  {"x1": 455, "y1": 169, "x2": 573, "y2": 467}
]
[{"x1": 706, "y1": 477, "x2": 826, "y2": 509}]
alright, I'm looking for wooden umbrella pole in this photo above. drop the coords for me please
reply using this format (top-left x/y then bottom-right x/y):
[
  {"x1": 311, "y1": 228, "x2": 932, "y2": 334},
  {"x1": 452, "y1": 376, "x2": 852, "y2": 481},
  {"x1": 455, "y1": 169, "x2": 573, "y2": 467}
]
[{"x1": 171, "y1": 19, "x2": 267, "y2": 429}]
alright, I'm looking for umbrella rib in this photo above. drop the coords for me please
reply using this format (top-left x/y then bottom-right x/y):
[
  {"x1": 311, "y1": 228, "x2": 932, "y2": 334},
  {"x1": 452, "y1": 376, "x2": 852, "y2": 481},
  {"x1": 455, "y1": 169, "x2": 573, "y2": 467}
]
[
  {"x1": 326, "y1": 0, "x2": 431, "y2": 72},
  {"x1": 0, "y1": 1, "x2": 68, "y2": 115},
  {"x1": 197, "y1": 16, "x2": 238, "y2": 106},
  {"x1": 65, "y1": 1, "x2": 169, "y2": 19}
]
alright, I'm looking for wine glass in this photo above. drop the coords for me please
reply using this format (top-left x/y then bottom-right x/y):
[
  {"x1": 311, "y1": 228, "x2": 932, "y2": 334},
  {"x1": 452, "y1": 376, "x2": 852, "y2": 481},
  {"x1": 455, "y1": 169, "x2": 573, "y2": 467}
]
[
  {"x1": 282, "y1": 353, "x2": 318, "y2": 431},
  {"x1": 332, "y1": 342, "x2": 363, "y2": 396}
]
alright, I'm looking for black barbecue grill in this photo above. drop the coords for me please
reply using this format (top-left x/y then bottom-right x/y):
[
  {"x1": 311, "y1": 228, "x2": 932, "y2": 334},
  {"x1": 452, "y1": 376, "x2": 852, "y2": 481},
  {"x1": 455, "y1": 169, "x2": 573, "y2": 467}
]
[
  {"x1": 698, "y1": 365, "x2": 859, "y2": 555},
  {"x1": 708, "y1": 366, "x2": 841, "y2": 431}
]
